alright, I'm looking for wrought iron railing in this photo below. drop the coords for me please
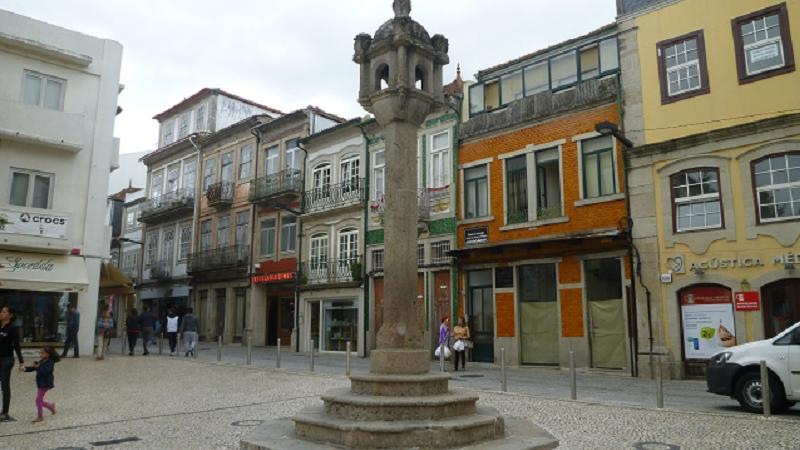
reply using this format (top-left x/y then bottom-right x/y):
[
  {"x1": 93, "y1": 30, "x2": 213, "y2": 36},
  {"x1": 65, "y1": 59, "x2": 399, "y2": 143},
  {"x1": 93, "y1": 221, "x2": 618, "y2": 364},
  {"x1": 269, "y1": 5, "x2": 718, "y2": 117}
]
[
  {"x1": 300, "y1": 256, "x2": 363, "y2": 286},
  {"x1": 250, "y1": 169, "x2": 302, "y2": 203},
  {"x1": 139, "y1": 188, "x2": 194, "y2": 222},
  {"x1": 303, "y1": 178, "x2": 365, "y2": 214},
  {"x1": 149, "y1": 259, "x2": 173, "y2": 280},
  {"x1": 206, "y1": 181, "x2": 234, "y2": 206},
  {"x1": 372, "y1": 189, "x2": 431, "y2": 221},
  {"x1": 187, "y1": 245, "x2": 249, "y2": 273}
]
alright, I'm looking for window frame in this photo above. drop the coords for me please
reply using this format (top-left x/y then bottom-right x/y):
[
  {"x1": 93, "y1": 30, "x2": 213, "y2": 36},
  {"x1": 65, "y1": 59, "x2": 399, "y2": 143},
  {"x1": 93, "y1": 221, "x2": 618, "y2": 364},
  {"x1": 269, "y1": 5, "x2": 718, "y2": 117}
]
[
  {"x1": 178, "y1": 221, "x2": 193, "y2": 261},
  {"x1": 235, "y1": 211, "x2": 249, "y2": 247},
  {"x1": 732, "y1": 3, "x2": 795, "y2": 84},
  {"x1": 259, "y1": 217, "x2": 277, "y2": 257},
  {"x1": 203, "y1": 157, "x2": 217, "y2": 190},
  {"x1": 309, "y1": 233, "x2": 329, "y2": 269},
  {"x1": 217, "y1": 214, "x2": 231, "y2": 249},
  {"x1": 8, "y1": 168, "x2": 54, "y2": 209},
  {"x1": 657, "y1": 30, "x2": 710, "y2": 105},
  {"x1": 670, "y1": 167, "x2": 725, "y2": 233},
  {"x1": 21, "y1": 70, "x2": 65, "y2": 110},
  {"x1": 239, "y1": 144, "x2": 253, "y2": 180},
  {"x1": 285, "y1": 139, "x2": 301, "y2": 172},
  {"x1": 751, "y1": 151, "x2": 800, "y2": 224},
  {"x1": 429, "y1": 131, "x2": 451, "y2": 189},
  {"x1": 372, "y1": 149, "x2": 386, "y2": 201},
  {"x1": 194, "y1": 103, "x2": 206, "y2": 132},
  {"x1": 337, "y1": 228, "x2": 359, "y2": 262},
  {"x1": 464, "y1": 164, "x2": 489, "y2": 219},
  {"x1": 199, "y1": 220, "x2": 212, "y2": 251},
  {"x1": 280, "y1": 214, "x2": 297, "y2": 253},
  {"x1": 579, "y1": 135, "x2": 618, "y2": 200},
  {"x1": 220, "y1": 152, "x2": 234, "y2": 183}
]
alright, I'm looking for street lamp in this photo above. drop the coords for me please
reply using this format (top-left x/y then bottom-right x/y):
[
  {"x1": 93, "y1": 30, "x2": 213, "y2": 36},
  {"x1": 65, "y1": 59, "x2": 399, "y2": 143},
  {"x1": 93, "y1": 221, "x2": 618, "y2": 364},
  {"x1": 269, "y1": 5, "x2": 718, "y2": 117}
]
[{"x1": 595, "y1": 121, "x2": 634, "y2": 149}]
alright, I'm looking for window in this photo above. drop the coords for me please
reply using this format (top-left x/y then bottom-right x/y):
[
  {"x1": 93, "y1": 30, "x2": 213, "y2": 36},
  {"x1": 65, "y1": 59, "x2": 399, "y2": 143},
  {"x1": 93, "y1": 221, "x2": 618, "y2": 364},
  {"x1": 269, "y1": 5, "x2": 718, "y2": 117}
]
[
  {"x1": 9, "y1": 169, "x2": 52, "y2": 209},
  {"x1": 524, "y1": 62, "x2": 549, "y2": 96},
  {"x1": 182, "y1": 158, "x2": 197, "y2": 191},
  {"x1": 500, "y1": 71, "x2": 523, "y2": 105},
  {"x1": 194, "y1": 104, "x2": 206, "y2": 132},
  {"x1": 753, "y1": 153, "x2": 800, "y2": 222},
  {"x1": 285, "y1": 139, "x2": 300, "y2": 172},
  {"x1": 150, "y1": 170, "x2": 164, "y2": 199},
  {"x1": 373, "y1": 150, "x2": 385, "y2": 200},
  {"x1": 220, "y1": 152, "x2": 234, "y2": 183},
  {"x1": 671, "y1": 169, "x2": 722, "y2": 232},
  {"x1": 166, "y1": 164, "x2": 180, "y2": 193},
  {"x1": 550, "y1": 52, "x2": 577, "y2": 89},
  {"x1": 145, "y1": 230, "x2": 159, "y2": 266},
  {"x1": 464, "y1": 165, "x2": 489, "y2": 219},
  {"x1": 280, "y1": 215, "x2": 297, "y2": 252},
  {"x1": 535, "y1": 147, "x2": 562, "y2": 219},
  {"x1": 371, "y1": 249, "x2": 384, "y2": 271},
  {"x1": 126, "y1": 211, "x2": 136, "y2": 227},
  {"x1": 235, "y1": 211, "x2": 249, "y2": 246},
  {"x1": 340, "y1": 156, "x2": 360, "y2": 191},
  {"x1": 179, "y1": 222, "x2": 192, "y2": 260},
  {"x1": 417, "y1": 243, "x2": 425, "y2": 267},
  {"x1": 431, "y1": 240, "x2": 451, "y2": 265},
  {"x1": 178, "y1": 112, "x2": 190, "y2": 139},
  {"x1": 239, "y1": 145, "x2": 253, "y2": 180},
  {"x1": 506, "y1": 155, "x2": 528, "y2": 224},
  {"x1": 338, "y1": 229, "x2": 359, "y2": 264},
  {"x1": 161, "y1": 227, "x2": 175, "y2": 265},
  {"x1": 312, "y1": 163, "x2": 332, "y2": 200},
  {"x1": 217, "y1": 215, "x2": 230, "y2": 248},
  {"x1": 430, "y1": 132, "x2": 450, "y2": 188},
  {"x1": 266, "y1": 145, "x2": 279, "y2": 176},
  {"x1": 733, "y1": 4, "x2": 794, "y2": 82},
  {"x1": 200, "y1": 220, "x2": 212, "y2": 251},
  {"x1": 599, "y1": 38, "x2": 620, "y2": 73},
  {"x1": 203, "y1": 158, "x2": 217, "y2": 190},
  {"x1": 469, "y1": 83, "x2": 485, "y2": 115},
  {"x1": 21, "y1": 71, "x2": 64, "y2": 110},
  {"x1": 657, "y1": 31, "x2": 709, "y2": 103},
  {"x1": 310, "y1": 234, "x2": 329, "y2": 270},
  {"x1": 580, "y1": 45, "x2": 600, "y2": 79},
  {"x1": 581, "y1": 135, "x2": 616, "y2": 198},
  {"x1": 162, "y1": 120, "x2": 175, "y2": 146},
  {"x1": 259, "y1": 218, "x2": 276, "y2": 256},
  {"x1": 483, "y1": 80, "x2": 500, "y2": 111}
]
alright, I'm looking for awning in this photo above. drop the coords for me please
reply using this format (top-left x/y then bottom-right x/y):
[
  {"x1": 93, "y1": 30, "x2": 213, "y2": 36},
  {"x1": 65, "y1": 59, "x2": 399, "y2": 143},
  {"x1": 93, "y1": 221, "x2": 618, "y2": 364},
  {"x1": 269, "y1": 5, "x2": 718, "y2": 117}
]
[
  {"x1": 99, "y1": 262, "x2": 134, "y2": 296},
  {"x1": 0, "y1": 251, "x2": 89, "y2": 292}
]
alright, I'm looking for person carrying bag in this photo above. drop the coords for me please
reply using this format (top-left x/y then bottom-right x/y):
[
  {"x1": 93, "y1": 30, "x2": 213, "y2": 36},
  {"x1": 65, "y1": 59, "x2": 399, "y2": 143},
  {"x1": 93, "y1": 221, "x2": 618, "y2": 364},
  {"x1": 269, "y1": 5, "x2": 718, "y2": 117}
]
[{"x1": 452, "y1": 317, "x2": 471, "y2": 372}]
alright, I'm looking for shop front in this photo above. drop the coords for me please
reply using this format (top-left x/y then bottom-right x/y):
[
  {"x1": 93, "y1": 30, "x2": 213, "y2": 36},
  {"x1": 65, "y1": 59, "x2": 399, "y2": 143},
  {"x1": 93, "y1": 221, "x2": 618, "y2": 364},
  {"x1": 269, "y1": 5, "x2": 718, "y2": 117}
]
[{"x1": 252, "y1": 259, "x2": 297, "y2": 347}]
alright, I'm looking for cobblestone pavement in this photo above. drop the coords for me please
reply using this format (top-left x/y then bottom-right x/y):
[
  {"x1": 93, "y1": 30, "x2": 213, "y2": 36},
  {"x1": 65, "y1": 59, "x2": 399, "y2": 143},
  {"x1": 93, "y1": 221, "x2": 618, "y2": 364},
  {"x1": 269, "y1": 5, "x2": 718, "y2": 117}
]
[{"x1": 0, "y1": 355, "x2": 797, "y2": 450}]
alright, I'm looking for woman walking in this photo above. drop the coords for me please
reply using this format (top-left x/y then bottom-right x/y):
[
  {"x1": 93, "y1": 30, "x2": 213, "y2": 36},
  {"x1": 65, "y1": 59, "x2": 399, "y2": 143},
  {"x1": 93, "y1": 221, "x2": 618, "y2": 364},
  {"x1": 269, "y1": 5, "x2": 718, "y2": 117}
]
[
  {"x1": 165, "y1": 308, "x2": 179, "y2": 356},
  {"x1": 126, "y1": 309, "x2": 140, "y2": 356},
  {"x1": 20, "y1": 346, "x2": 59, "y2": 423},
  {"x1": 436, "y1": 316, "x2": 450, "y2": 365},
  {"x1": 0, "y1": 306, "x2": 24, "y2": 422},
  {"x1": 452, "y1": 317, "x2": 471, "y2": 372}
]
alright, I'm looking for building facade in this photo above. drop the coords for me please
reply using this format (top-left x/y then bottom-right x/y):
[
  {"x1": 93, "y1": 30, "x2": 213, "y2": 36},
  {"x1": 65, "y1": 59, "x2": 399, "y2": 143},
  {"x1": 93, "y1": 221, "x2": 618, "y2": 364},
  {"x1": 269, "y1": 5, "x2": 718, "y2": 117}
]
[
  {"x1": 0, "y1": 9, "x2": 122, "y2": 352},
  {"x1": 452, "y1": 25, "x2": 635, "y2": 372},
  {"x1": 619, "y1": 0, "x2": 800, "y2": 377}
]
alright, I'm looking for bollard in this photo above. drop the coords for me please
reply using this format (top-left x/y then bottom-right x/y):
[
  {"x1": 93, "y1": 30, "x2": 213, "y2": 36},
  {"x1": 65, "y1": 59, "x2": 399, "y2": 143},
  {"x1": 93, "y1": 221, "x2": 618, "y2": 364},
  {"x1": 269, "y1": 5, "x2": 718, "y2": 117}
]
[
  {"x1": 276, "y1": 338, "x2": 281, "y2": 368},
  {"x1": 310, "y1": 340, "x2": 315, "y2": 372},
  {"x1": 760, "y1": 360, "x2": 771, "y2": 418},
  {"x1": 217, "y1": 335, "x2": 222, "y2": 362},
  {"x1": 569, "y1": 350, "x2": 577, "y2": 401},
  {"x1": 439, "y1": 343, "x2": 445, "y2": 372},
  {"x1": 656, "y1": 356, "x2": 664, "y2": 409},
  {"x1": 246, "y1": 330, "x2": 253, "y2": 366},
  {"x1": 500, "y1": 348, "x2": 507, "y2": 392},
  {"x1": 346, "y1": 341, "x2": 352, "y2": 377}
]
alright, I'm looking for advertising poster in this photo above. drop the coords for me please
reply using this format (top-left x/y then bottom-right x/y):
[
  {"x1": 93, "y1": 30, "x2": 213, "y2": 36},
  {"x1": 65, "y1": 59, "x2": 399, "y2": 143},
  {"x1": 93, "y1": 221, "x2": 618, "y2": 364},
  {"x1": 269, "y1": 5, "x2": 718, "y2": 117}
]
[{"x1": 680, "y1": 286, "x2": 736, "y2": 359}]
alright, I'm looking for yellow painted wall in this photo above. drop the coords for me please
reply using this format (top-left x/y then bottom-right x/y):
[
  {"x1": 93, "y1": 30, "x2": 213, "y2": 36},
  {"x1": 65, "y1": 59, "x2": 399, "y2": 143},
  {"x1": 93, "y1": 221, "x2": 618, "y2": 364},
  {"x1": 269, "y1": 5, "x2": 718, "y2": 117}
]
[{"x1": 635, "y1": 0, "x2": 800, "y2": 144}]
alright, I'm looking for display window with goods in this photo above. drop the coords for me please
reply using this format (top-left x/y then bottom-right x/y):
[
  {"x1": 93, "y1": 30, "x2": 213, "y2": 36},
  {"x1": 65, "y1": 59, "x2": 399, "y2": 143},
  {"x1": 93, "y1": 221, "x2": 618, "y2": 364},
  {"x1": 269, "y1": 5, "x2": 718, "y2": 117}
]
[{"x1": 0, "y1": 290, "x2": 75, "y2": 344}]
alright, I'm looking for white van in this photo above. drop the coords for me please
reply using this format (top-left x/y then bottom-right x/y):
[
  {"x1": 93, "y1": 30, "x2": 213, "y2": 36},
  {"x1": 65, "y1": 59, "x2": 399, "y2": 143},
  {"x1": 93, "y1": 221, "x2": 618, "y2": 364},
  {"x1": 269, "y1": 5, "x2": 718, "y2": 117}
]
[{"x1": 706, "y1": 321, "x2": 800, "y2": 413}]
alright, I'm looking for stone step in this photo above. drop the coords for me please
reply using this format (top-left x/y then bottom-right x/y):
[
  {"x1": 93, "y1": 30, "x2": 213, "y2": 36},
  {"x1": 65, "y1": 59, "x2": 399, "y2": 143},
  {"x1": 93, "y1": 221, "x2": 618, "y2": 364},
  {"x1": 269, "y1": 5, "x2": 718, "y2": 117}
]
[
  {"x1": 293, "y1": 405, "x2": 505, "y2": 449},
  {"x1": 322, "y1": 387, "x2": 479, "y2": 421},
  {"x1": 349, "y1": 373, "x2": 450, "y2": 397}
]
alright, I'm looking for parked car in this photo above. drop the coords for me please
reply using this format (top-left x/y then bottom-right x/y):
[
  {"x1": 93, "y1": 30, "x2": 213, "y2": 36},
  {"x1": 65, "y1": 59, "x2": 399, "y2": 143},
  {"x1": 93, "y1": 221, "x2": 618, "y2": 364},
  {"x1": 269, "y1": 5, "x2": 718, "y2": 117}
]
[{"x1": 707, "y1": 321, "x2": 800, "y2": 413}]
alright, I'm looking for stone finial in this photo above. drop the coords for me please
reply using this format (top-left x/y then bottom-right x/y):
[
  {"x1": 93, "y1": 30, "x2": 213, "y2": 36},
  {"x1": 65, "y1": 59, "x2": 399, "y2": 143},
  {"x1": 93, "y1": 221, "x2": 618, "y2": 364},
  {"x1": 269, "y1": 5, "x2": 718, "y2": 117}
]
[{"x1": 393, "y1": 0, "x2": 411, "y2": 18}]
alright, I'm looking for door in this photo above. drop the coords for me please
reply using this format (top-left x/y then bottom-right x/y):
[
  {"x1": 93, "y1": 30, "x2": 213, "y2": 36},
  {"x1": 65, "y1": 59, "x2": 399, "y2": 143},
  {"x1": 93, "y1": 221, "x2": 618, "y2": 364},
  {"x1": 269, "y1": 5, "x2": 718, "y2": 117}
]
[
  {"x1": 266, "y1": 297, "x2": 278, "y2": 346},
  {"x1": 585, "y1": 258, "x2": 626, "y2": 369},
  {"x1": 762, "y1": 278, "x2": 800, "y2": 338},
  {"x1": 309, "y1": 301, "x2": 320, "y2": 351},
  {"x1": 468, "y1": 270, "x2": 494, "y2": 363},
  {"x1": 215, "y1": 289, "x2": 226, "y2": 339},
  {"x1": 518, "y1": 264, "x2": 559, "y2": 365},
  {"x1": 279, "y1": 297, "x2": 294, "y2": 346},
  {"x1": 431, "y1": 271, "x2": 451, "y2": 352}
]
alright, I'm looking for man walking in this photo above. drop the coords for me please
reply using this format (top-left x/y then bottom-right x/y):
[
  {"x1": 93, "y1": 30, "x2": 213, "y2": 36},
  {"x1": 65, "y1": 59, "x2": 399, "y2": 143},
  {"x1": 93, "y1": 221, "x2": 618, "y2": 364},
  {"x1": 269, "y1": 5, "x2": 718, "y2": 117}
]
[
  {"x1": 138, "y1": 307, "x2": 157, "y2": 356},
  {"x1": 61, "y1": 304, "x2": 79, "y2": 358},
  {"x1": 180, "y1": 307, "x2": 199, "y2": 357}
]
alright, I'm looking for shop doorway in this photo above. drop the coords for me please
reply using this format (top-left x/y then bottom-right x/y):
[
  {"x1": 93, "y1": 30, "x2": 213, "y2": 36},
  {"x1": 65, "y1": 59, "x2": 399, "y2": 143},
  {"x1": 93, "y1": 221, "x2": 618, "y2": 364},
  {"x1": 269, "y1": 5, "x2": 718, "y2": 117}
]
[
  {"x1": 518, "y1": 264, "x2": 559, "y2": 366},
  {"x1": 309, "y1": 301, "x2": 320, "y2": 350},
  {"x1": 431, "y1": 271, "x2": 451, "y2": 354},
  {"x1": 585, "y1": 258, "x2": 626, "y2": 370},
  {"x1": 762, "y1": 278, "x2": 800, "y2": 338},
  {"x1": 266, "y1": 297, "x2": 294, "y2": 346},
  {"x1": 468, "y1": 270, "x2": 494, "y2": 363},
  {"x1": 215, "y1": 289, "x2": 226, "y2": 339}
]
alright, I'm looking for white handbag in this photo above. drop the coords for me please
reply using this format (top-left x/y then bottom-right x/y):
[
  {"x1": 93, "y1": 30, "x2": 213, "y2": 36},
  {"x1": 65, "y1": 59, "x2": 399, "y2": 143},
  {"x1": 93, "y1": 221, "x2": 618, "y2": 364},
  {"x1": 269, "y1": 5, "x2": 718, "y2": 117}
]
[
  {"x1": 434, "y1": 345, "x2": 452, "y2": 359},
  {"x1": 453, "y1": 339, "x2": 465, "y2": 352}
]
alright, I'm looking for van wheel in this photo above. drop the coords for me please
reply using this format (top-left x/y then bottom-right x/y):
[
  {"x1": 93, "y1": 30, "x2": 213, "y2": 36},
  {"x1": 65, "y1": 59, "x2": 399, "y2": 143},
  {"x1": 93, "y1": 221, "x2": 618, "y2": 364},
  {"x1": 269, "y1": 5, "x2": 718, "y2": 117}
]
[{"x1": 735, "y1": 371, "x2": 786, "y2": 413}]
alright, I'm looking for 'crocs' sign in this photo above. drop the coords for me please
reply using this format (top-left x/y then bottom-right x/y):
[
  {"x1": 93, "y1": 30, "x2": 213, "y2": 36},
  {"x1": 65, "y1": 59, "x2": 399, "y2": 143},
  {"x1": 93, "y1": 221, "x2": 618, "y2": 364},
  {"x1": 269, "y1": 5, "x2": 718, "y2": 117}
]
[{"x1": 0, "y1": 208, "x2": 69, "y2": 239}]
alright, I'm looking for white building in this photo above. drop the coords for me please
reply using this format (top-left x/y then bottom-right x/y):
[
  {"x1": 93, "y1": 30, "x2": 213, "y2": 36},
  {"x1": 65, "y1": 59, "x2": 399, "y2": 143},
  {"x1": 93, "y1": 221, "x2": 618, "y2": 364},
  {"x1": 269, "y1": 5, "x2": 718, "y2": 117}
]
[{"x1": 0, "y1": 9, "x2": 123, "y2": 354}]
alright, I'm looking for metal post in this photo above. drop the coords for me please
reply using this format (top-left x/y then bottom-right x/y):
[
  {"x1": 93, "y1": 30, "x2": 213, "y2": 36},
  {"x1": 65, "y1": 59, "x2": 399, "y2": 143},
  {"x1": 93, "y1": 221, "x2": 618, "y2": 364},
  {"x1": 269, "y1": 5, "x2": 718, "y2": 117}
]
[
  {"x1": 217, "y1": 335, "x2": 222, "y2": 362},
  {"x1": 656, "y1": 356, "x2": 664, "y2": 409},
  {"x1": 246, "y1": 330, "x2": 252, "y2": 366},
  {"x1": 276, "y1": 338, "x2": 281, "y2": 368},
  {"x1": 760, "y1": 360, "x2": 771, "y2": 418},
  {"x1": 310, "y1": 340, "x2": 315, "y2": 372},
  {"x1": 439, "y1": 343, "x2": 445, "y2": 372},
  {"x1": 500, "y1": 348, "x2": 507, "y2": 392},
  {"x1": 569, "y1": 350, "x2": 577, "y2": 401},
  {"x1": 346, "y1": 341, "x2": 352, "y2": 377}
]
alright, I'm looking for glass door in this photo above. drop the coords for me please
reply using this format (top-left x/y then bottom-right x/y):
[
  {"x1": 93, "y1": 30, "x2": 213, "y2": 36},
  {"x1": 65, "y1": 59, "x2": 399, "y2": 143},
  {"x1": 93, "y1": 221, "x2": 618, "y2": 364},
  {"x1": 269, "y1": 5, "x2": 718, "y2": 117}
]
[{"x1": 468, "y1": 270, "x2": 494, "y2": 363}]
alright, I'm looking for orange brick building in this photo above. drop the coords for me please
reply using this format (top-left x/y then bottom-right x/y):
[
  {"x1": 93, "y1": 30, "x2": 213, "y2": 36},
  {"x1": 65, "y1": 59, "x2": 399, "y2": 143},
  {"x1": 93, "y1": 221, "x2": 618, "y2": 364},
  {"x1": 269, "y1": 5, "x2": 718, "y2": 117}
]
[{"x1": 452, "y1": 25, "x2": 636, "y2": 372}]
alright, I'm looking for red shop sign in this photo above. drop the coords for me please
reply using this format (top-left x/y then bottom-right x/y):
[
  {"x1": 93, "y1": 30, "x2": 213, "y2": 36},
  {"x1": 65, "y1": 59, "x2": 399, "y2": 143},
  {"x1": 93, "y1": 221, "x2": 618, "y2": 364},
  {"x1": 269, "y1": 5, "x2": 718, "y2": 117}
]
[
  {"x1": 734, "y1": 291, "x2": 760, "y2": 311},
  {"x1": 252, "y1": 272, "x2": 296, "y2": 284}
]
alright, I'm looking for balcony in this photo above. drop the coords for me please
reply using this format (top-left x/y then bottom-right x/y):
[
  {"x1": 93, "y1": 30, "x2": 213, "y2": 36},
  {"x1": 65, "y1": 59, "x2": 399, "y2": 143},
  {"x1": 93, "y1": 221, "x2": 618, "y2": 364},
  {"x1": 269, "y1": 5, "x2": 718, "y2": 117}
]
[
  {"x1": 303, "y1": 178, "x2": 365, "y2": 215},
  {"x1": 250, "y1": 170, "x2": 302, "y2": 206},
  {"x1": 206, "y1": 181, "x2": 234, "y2": 208},
  {"x1": 138, "y1": 188, "x2": 194, "y2": 224},
  {"x1": 371, "y1": 189, "x2": 432, "y2": 222},
  {"x1": 148, "y1": 259, "x2": 173, "y2": 281},
  {"x1": 0, "y1": 98, "x2": 84, "y2": 152},
  {"x1": 187, "y1": 245, "x2": 249, "y2": 274},
  {"x1": 300, "y1": 256, "x2": 363, "y2": 288}
]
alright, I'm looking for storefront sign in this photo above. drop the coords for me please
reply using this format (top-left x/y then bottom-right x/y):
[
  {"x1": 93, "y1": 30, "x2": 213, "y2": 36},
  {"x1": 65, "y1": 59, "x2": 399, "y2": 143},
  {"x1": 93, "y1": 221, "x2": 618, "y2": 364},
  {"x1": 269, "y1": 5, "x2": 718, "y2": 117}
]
[
  {"x1": 0, "y1": 208, "x2": 69, "y2": 239},
  {"x1": 0, "y1": 256, "x2": 55, "y2": 273},
  {"x1": 668, "y1": 251, "x2": 800, "y2": 275},
  {"x1": 689, "y1": 257, "x2": 764, "y2": 271},
  {"x1": 680, "y1": 286, "x2": 736, "y2": 359},
  {"x1": 464, "y1": 227, "x2": 488, "y2": 246},
  {"x1": 0, "y1": 251, "x2": 88, "y2": 292},
  {"x1": 734, "y1": 291, "x2": 760, "y2": 311},
  {"x1": 773, "y1": 252, "x2": 800, "y2": 265},
  {"x1": 252, "y1": 272, "x2": 296, "y2": 284}
]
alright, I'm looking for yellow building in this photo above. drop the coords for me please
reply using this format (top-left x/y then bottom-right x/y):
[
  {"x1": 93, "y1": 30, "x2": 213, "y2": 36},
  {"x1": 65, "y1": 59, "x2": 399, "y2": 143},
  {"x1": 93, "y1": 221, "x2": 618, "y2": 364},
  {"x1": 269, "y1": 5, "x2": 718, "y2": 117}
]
[{"x1": 618, "y1": 0, "x2": 800, "y2": 378}]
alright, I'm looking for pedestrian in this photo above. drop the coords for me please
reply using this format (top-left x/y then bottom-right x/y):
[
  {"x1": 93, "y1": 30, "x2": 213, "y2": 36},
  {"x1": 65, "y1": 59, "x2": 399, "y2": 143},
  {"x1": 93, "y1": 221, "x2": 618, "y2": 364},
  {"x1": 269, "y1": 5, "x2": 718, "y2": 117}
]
[
  {"x1": 19, "y1": 345, "x2": 59, "y2": 423},
  {"x1": 60, "y1": 303, "x2": 80, "y2": 358},
  {"x1": 138, "y1": 307, "x2": 157, "y2": 355},
  {"x1": 95, "y1": 304, "x2": 113, "y2": 360},
  {"x1": 165, "y1": 308, "x2": 179, "y2": 356},
  {"x1": 180, "y1": 307, "x2": 198, "y2": 357},
  {"x1": 452, "y1": 317, "x2": 470, "y2": 372},
  {"x1": 125, "y1": 309, "x2": 140, "y2": 356},
  {"x1": 0, "y1": 306, "x2": 25, "y2": 422},
  {"x1": 435, "y1": 316, "x2": 451, "y2": 364}
]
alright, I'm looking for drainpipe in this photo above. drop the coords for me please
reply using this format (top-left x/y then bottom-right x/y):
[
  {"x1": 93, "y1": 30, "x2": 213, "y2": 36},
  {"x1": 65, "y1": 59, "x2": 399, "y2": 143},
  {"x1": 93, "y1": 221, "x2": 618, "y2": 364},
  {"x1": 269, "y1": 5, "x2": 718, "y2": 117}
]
[
  {"x1": 188, "y1": 134, "x2": 202, "y2": 337},
  {"x1": 249, "y1": 122, "x2": 263, "y2": 344},
  {"x1": 358, "y1": 123, "x2": 371, "y2": 358},
  {"x1": 296, "y1": 135, "x2": 310, "y2": 353}
]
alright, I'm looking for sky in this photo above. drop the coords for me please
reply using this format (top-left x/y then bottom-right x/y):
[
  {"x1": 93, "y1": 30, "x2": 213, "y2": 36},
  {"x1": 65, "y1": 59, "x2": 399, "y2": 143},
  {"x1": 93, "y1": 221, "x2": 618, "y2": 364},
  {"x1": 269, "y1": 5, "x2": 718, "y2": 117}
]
[{"x1": 0, "y1": 0, "x2": 618, "y2": 155}]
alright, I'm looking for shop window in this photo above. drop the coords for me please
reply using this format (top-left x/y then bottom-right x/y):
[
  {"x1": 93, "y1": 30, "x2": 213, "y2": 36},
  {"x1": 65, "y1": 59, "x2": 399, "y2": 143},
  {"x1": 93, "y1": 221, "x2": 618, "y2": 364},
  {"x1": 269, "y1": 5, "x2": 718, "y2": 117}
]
[
  {"x1": 550, "y1": 52, "x2": 578, "y2": 89},
  {"x1": 505, "y1": 155, "x2": 528, "y2": 224},
  {"x1": 21, "y1": 70, "x2": 64, "y2": 110},
  {"x1": 535, "y1": 147, "x2": 561, "y2": 219},
  {"x1": 220, "y1": 152, "x2": 234, "y2": 183},
  {"x1": 217, "y1": 215, "x2": 230, "y2": 248},
  {"x1": 753, "y1": 153, "x2": 800, "y2": 222},
  {"x1": 500, "y1": 70, "x2": 523, "y2": 105},
  {"x1": 1, "y1": 291, "x2": 76, "y2": 343},
  {"x1": 322, "y1": 300, "x2": 358, "y2": 352},
  {"x1": 671, "y1": 168, "x2": 723, "y2": 232},
  {"x1": 280, "y1": 215, "x2": 297, "y2": 253},
  {"x1": 524, "y1": 62, "x2": 549, "y2": 96},
  {"x1": 762, "y1": 278, "x2": 800, "y2": 338},
  {"x1": 733, "y1": 3, "x2": 795, "y2": 83},
  {"x1": 581, "y1": 135, "x2": 616, "y2": 199},
  {"x1": 9, "y1": 169, "x2": 53, "y2": 209},
  {"x1": 657, "y1": 31, "x2": 710, "y2": 104},
  {"x1": 259, "y1": 218, "x2": 276, "y2": 256},
  {"x1": 239, "y1": 144, "x2": 253, "y2": 180},
  {"x1": 464, "y1": 164, "x2": 489, "y2": 219},
  {"x1": 519, "y1": 264, "x2": 557, "y2": 302}
]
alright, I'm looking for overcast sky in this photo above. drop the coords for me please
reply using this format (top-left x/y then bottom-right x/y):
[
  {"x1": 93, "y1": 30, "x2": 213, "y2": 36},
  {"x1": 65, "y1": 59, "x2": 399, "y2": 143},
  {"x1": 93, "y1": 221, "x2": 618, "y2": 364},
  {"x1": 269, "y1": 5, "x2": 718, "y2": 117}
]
[{"x1": 0, "y1": 0, "x2": 617, "y2": 154}]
